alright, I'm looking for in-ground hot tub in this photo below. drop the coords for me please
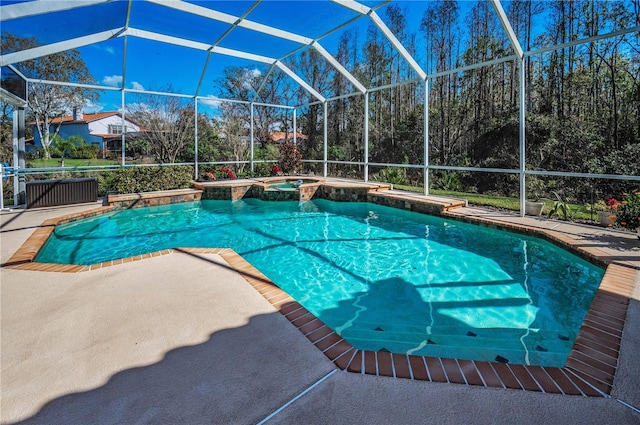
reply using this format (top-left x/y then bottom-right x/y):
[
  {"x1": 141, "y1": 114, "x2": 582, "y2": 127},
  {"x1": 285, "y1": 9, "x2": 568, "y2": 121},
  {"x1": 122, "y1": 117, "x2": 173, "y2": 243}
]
[
  {"x1": 267, "y1": 179, "x2": 318, "y2": 190},
  {"x1": 257, "y1": 178, "x2": 322, "y2": 201}
]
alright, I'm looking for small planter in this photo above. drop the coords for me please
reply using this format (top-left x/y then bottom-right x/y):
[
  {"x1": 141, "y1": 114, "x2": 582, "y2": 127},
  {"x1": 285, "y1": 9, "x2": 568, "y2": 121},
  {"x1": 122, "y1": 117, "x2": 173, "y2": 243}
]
[
  {"x1": 525, "y1": 200, "x2": 545, "y2": 216},
  {"x1": 596, "y1": 211, "x2": 614, "y2": 227}
]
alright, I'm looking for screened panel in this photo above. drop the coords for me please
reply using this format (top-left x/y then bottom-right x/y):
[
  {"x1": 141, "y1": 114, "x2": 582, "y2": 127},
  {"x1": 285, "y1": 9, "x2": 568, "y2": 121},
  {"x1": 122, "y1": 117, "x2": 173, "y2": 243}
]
[
  {"x1": 217, "y1": 27, "x2": 303, "y2": 59},
  {"x1": 0, "y1": 1, "x2": 127, "y2": 51},
  {"x1": 289, "y1": 46, "x2": 356, "y2": 100},
  {"x1": 86, "y1": 90, "x2": 122, "y2": 115},
  {"x1": 0, "y1": 66, "x2": 26, "y2": 101},
  {"x1": 75, "y1": 39, "x2": 125, "y2": 88},
  {"x1": 188, "y1": 0, "x2": 259, "y2": 17},
  {"x1": 124, "y1": 38, "x2": 208, "y2": 95},
  {"x1": 369, "y1": 82, "x2": 424, "y2": 167},
  {"x1": 124, "y1": 91, "x2": 195, "y2": 165},
  {"x1": 503, "y1": 0, "x2": 639, "y2": 51},
  {"x1": 200, "y1": 58, "x2": 270, "y2": 100},
  {"x1": 128, "y1": 1, "x2": 231, "y2": 45},
  {"x1": 326, "y1": 94, "x2": 365, "y2": 162},
  {"x1": 295, "y1": 102, "x2": 325, "y2": 162},
  {"x1": 248, "y1": 0, "x2": 361, "y2": 39},
  {"x1": 195, "y1": 98, "x2": 254, "y2": 177},
  {"x1": 526, "y1": 46, "x2": 640, "y2": 177},
  {"x1": 328, "y1": 162, "x2": 363, "y2": 179}
]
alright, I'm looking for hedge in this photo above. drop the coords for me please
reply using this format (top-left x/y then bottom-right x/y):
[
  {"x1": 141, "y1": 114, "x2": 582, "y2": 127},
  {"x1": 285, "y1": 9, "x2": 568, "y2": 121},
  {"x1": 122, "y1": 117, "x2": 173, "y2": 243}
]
[{"x1": 98, "y1": 165, "x2": 194, "y2": 196}]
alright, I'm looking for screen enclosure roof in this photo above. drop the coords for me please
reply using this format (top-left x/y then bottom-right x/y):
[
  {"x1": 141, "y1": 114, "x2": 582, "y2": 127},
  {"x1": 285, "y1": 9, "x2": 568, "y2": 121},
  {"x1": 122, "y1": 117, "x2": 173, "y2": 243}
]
[{"x1": 1, "y1": 0, "x2": 636, "y2": 109}]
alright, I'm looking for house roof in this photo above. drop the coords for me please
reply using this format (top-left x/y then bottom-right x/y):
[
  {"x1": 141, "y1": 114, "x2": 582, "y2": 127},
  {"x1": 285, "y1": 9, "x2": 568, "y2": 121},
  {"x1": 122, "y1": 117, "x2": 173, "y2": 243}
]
[
  {"x1": 269, "y1": 131, "x2": 308, "y2": 142},
  {"x1": 48, "y1": 111, "x2": 125, "y2": 125}
]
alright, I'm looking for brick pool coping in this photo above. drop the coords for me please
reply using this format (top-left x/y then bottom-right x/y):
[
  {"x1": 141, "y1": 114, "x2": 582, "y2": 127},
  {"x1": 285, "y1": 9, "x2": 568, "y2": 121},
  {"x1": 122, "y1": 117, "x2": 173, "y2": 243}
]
[{"x1": 3, "y1": 188, "x2": 637, "y2": 397}]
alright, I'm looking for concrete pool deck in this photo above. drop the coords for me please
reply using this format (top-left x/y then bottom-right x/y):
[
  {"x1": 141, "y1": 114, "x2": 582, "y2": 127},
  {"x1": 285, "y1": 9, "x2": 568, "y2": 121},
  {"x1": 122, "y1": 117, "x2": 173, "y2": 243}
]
[{"x1": 1, "y1": 194, "x2": 639, "y2": 424}]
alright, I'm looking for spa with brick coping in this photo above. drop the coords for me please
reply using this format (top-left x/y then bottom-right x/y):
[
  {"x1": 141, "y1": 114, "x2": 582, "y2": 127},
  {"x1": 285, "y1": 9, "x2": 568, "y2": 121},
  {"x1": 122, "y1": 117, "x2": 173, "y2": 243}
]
[{"x1": 3, "y1": 182, "x2": 637, "y2": 397}]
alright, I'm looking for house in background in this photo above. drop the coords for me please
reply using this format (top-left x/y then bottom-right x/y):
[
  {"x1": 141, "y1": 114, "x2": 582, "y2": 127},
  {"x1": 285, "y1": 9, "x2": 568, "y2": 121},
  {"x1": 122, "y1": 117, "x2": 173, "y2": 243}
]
[
  {"x1": 220, "y1": 131, "x2": 308, "y2": 148},
  {"x1": 32, "y1": 109, "x2": 140, "y2": 157},
  {"x1": 269, "y1": 131, "x2": 307, "y2": 144}
]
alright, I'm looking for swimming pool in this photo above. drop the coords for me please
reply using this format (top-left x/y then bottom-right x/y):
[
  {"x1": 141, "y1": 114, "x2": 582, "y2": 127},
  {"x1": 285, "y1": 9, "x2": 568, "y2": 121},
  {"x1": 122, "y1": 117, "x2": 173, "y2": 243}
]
[{"x1": 36, "y1": 199, "x2": 604, "y2": 366}]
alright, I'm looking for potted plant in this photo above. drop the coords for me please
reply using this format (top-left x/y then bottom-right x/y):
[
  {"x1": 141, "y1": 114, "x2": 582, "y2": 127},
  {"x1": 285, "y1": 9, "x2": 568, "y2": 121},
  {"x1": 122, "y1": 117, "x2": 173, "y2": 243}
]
[
  {"x1": 609, "y1": 192, "x2": 640, "y2": 238},
  {"x1": 525, "y1": 176, "x2": 545, "y2": 216},
  {"x1": 547, "y1": 191, "x2": 575, "y2": 221},
  {"x1": 590, "y1": 199, "x2": 616, "y2": 226}
]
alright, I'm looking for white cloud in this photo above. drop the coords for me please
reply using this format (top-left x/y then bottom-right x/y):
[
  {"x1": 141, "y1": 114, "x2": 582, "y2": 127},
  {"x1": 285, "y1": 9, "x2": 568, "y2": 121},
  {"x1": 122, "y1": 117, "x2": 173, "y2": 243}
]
[
  {"x1": 102, "y1": 77, "x2": 144, "y2": 91},
  {"x1": 240, "y1": 68, "x2": 262, "y2": 90},
  {"x1": 83, "y1": 100, "x2": 103, "y2": 113},
  {"x1": 102, "y1": 75, "x2": 122, "y2": 87},
  {"x1": 199, "y1": 96, "x2": 222, "y2": 109},
  {"x1": 92, "y1": 44, "x2": 117, "y2": 55},
  {"x1": 127, "y1": 102, "x2": 150, "y2": 111}
]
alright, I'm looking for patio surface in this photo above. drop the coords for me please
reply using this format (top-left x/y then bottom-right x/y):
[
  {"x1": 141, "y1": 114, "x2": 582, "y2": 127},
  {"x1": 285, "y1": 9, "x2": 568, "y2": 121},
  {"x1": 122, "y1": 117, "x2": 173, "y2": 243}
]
[{"x1": 1, "y1": 190, "x2": 639, "y2": 424}]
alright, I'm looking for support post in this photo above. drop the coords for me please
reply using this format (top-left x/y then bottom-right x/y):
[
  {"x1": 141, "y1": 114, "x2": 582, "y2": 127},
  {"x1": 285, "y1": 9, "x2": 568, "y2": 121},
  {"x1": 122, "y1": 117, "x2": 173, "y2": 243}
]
[
  {"x1": 13, "y1": 108, "x2": 25, "y2": 205},
  {"x1": 12, "y1": 110, "x2": 19, "y2": 206},
  {"x1": 121, "y1": 90, "x2": 126, "y2": 166},
  {"x1": 364, "y1": 92, "x2": 369, "y2": 182},
  {"x1": 293, "y1": 108, "x2": 297, "y2": 145},
  {"x1": 424, "y1": 80, "x2": 429, "y2": 196},
  {"x1": 250, "y1": 102, "x2": 255, "y2": 173},
  {"x1": 323, "y1": 101, "x2": 328, "y2": 177},
  {"x1": 194, "y1": 97, "x2": 199, "y2": 179},
  {"x1": 0, "y1": 163, "x2": 8, "y2": 211},
  {"x1": 519, "y1": 59, "x2": 526, "y2": 217}
]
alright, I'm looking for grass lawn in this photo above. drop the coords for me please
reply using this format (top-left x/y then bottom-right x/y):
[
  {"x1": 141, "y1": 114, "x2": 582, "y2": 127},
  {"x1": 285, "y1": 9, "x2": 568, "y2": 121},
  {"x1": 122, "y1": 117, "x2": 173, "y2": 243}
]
[
  {"x1": 28, "y1": 158, "x2": 119, "y2": 168},
  {"x1": 394, "y1": 184, "x2": 597, "y2": 222}
]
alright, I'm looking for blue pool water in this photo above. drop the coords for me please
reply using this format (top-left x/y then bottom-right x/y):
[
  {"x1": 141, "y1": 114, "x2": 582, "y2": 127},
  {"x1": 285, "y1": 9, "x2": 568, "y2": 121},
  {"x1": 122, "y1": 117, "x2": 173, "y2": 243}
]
[
  {"x1": 268, "y1": 179, "x2": 314, "y2": 190},
  {"x1": 36, "y1": 199, "x2": 604, "y2": 366}
]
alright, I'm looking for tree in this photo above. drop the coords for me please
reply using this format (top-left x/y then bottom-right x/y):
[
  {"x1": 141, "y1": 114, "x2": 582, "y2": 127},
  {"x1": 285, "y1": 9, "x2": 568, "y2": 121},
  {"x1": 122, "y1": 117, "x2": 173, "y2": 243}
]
[
  {"x1": 180, "y1": 113, "x2": 221, "y2": 164},
  {"x1": 127, "y1": 88, "x2": 194, "y2": 164},
  {"x1": 52, "y1": 135, "x2": 76, "y2": 167},
  {"x1": 216, "y1": 66, "x2": 284, "y2": 147},
  {"x1": 421, "y1": 0, "x2": 460, "y2": 165},
  {"x1": 0, "y1": 102, "x2": 14, "y2": 163},
  {"x1": 1, "y1": 32, "x2": 98, "y2": 159},
  {"x1": 215, "y1": 115, "x2": 249, "y2": 172}
]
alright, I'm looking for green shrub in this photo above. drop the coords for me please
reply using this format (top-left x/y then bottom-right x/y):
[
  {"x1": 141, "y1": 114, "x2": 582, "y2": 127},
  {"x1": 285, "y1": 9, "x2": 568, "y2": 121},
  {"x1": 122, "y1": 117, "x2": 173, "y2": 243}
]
[
  {"x1": 246, "y1": 163, "x2": 271, "y2": 177},
  {"x1": 99, "y1": 165, "x2": 194, "y2": 195},
  {"x1": 97, "y1": 171, "x2": 115, "y2": 197},
  {"x1": 372, "y1": 167, "x2": 408, "y2": 185},
  {"x1": 236, "y1": 170, "x2": 257, "y2": 179},
  {"x1": 433, "y1": 171, "x2": 462, "y2": 192},
  {"x1": 74, "y1": 141, "x2": 99, "y2": 159}
]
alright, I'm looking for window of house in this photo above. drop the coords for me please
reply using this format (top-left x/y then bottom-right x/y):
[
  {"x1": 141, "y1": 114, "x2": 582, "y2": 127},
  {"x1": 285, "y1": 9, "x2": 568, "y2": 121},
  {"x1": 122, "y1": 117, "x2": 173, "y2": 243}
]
[{"x1": 108, "y1": 124, "x2": 123, "y2": 134}]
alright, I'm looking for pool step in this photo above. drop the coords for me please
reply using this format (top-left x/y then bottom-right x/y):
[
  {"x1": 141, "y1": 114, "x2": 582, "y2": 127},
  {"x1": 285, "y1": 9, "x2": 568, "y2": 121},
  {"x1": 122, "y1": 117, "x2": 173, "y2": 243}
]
[{"x1": 338, "y1": 327, "x2": 573, "y2": 366}]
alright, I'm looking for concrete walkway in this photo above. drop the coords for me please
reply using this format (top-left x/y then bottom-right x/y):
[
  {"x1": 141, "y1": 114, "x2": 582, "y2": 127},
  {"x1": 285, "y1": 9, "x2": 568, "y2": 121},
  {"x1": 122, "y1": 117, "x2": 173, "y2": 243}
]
[{"x1": 2, "y1": 202, "x2": 639, "y2": 424}]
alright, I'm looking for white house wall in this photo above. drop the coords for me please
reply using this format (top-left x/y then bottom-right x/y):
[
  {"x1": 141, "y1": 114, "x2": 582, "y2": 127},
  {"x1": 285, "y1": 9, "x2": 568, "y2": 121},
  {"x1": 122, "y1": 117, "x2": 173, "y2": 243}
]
[
  {"x1": 32, "y1": 115, "x2": 140, "y2": 149},
  {"x1": 89, "y1": 115, "x2": 139, "y2": 135}
]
